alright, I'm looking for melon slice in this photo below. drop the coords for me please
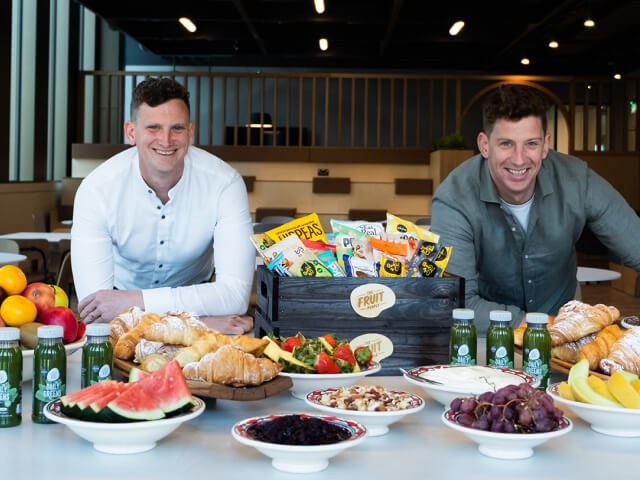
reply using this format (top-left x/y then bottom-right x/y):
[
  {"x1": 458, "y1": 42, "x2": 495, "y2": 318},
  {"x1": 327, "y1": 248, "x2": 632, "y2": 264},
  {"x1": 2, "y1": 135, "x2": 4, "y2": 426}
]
[
  {"x1": 60, "y1": 380, "x2": 121, "y2": 417},
  {"x1": 135, "y1": 360, "x2": 194, "y2": 416},
  {"x1": 128, "y1": 367, "x2": 151, "y2": 383},
  {"x1": 103, "y1": 383, "x2": 165, "y2": 422}
]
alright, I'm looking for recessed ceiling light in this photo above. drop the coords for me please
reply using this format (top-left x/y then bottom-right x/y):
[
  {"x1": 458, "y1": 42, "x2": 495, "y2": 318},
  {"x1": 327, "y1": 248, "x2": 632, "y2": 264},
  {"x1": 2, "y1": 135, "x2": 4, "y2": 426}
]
[
  {"x1": 584, "y1": 18, "x2": 595, "y2": 28},
  {"x1": 587, "y1": 84, "x2": 592, "y2": 89},
  {"x1": 548, "y1": 40, "x2": 559, "y2": 48},
  {"x1": 179, "y1": 17, "x2": 197, "y2": 33},
  {"x1": 314, "y1": 0, "x2": 325, "y2": 14},
  {"x1": 319, "y1": 38, "x2": 329, "y2": 51},
  {"x1": 614, "y1": 73, "x2": 622, "y2": 80},
  {"x1": 449, "y1": 21, "x2": 465, "y2": 36},
  {"x1": 521, "y1": 57, "x2": 530, "y2": 65}
]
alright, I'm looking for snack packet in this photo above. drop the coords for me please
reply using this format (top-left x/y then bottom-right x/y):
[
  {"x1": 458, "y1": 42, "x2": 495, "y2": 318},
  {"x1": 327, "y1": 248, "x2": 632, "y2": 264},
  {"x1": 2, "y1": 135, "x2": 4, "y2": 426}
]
[
  {"x1": 289, "y1": 251, "x2": 333, "y2": 277},
  {"x1": 301, "y1": 238, "x2": 337, "y2": 255},
  {"x1": 266, "y1": 251, "x2": 292, "y2": 277},
  {"x1": 250, "y1": 233, "x2": 276, "y2": 263},
  {"x1": 262, "y1": 235, "x2": 308, "y2": 276},
  {"x1": 343, "y1": 255, "x2": 379, "y2": 278},
  {"x1": 386, "y1": 212, "x2": 440, "y2": 243},
  {"x1": 330, "y1": 219, "x2": 385, "y2": 238},
  {"x1": 318, "y1": 250, "x2": 346, "y2": 277},
  {"x1": 265, "y1": 213, "x2": 328, "y2": 244},
  {"x1": 379, "y1": 253, "x2": 405, "y2": 277}
]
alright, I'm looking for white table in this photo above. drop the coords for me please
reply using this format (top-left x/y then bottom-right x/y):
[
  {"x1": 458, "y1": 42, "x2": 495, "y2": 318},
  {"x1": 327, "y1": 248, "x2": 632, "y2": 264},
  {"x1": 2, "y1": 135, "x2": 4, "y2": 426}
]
[
  {"x1": 0, "y1": 231, "x2": 71, "y2": 243},
  {"x1": 576, "y1": 266, "x2": 622, "y2": 284},
  {"x1": 3, "y1": 350, "x2": 638, "y2": 480},
  {"x1": 0, "y1": 252, "x2": 27, "y2": 266}
]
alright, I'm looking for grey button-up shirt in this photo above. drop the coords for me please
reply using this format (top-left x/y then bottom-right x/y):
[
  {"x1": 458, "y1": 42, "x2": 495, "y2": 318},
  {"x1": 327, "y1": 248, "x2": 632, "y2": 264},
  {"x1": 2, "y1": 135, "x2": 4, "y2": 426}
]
[{"x1": 431, "y1": 150, "x2": 640, "y2": 332}]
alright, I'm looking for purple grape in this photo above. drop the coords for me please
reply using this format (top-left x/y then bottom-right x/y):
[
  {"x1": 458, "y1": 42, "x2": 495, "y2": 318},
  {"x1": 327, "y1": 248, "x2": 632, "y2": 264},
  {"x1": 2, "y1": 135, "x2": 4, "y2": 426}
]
[
  {"x1": 531, "y1": 406, "x2": 547, "y2": 423},
  {"x1": 478, "y1": 392, "x2": 494, "y2": 403},
  {"x1": 472, "y1": 415, "x2": 490, "y2": 431},
  {"x1": 503, "y1": 406, "x2": 515, "y2": 421},
  {"x1": 518, "y1": 408, "x2": 532, "y2": 426},
  {"x1": 457, "y1": 413, "x2": 474, "y2": 427},
  {"x1": 490, "y1": 420, "x2": 504, "y2": 433},
  {"x1": 460, "y1": 398, "x2": 478, "y2": 414},
  {"x1": 450, "y1": 398, "x2": 462, "y2": 412},
  {"x1": 553, "y1": 407, "x2": 564, "y2": 421},
  {"x1": 538, "y1": 394, "x2": 555, "y2": 413},
  {"x1": 534, "y1": 418, "x2": 556, "y2": 433},
  {"x1": 492, "y1": 393, "x2": 506, "y2": 405},
  {"x1": 490, "y1": 405, "x2": 502, "y2": 419},
  {"x1": 503, "y1": 421, "x2": 516, "y2": 433}
]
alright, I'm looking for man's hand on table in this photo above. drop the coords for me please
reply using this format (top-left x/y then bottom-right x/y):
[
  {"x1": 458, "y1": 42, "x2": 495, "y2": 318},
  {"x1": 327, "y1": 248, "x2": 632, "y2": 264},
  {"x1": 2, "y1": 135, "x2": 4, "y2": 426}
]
[
  {"x1": 200, "y1": 315, "x2": 253, "y2": 335},
  {"x1": 79, "y1": 289, "x2": 144, "y2": 324}
]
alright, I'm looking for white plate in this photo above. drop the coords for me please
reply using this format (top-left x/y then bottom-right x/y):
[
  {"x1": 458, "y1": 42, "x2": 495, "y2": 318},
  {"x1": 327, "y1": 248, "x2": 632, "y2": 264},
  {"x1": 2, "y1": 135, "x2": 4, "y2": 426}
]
[
  {"x1": 232, "y1": 414, "x2": 368, "y2": 473},
  {"x1": 442, "y1": 409, "x2": 573, "y2": 459},
  {"x1": 43, "y1": 396, "x2": 205, "y2": 454},
  {"x1": 547, "y1": 382, "x2": 640, "y2": 437},
  {"x1": 304, "y1": 387, "x2": 424, "y2": 436},
  {"x1": 279, "y1": 361, "x2": 381, "y2": 399},
  {"x1": 22, "y1": 338, "x2": 86, "y2": 382},
  {"x1": 403, "y1": 365, "x2": 540, "y2": 408}
]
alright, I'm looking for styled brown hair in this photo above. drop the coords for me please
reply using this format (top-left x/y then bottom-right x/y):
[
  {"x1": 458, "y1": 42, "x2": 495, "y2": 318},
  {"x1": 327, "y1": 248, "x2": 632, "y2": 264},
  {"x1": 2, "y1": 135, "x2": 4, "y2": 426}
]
[
  {"x1": 482, "y1": 84, "x2": 549, "y2": 135},
  {"x1": 130, "y1": 77, "x2": 190, "y2": 121}
]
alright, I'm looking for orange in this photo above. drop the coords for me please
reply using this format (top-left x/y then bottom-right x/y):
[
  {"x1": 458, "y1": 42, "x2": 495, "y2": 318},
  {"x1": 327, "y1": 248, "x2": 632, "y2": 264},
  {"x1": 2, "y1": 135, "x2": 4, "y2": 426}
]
[
  {"x1": 1, "y1": 295, "x2": 38, "y2": 326},
  {"x1": 0, "y1": 265, "x2": 28, "y2": 295}
]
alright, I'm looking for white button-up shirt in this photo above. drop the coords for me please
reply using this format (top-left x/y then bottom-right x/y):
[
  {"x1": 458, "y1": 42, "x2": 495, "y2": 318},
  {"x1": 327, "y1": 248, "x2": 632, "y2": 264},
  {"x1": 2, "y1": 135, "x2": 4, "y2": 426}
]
[{"x1": 71, "y1": 146, "x2": 254, "y2": 316}]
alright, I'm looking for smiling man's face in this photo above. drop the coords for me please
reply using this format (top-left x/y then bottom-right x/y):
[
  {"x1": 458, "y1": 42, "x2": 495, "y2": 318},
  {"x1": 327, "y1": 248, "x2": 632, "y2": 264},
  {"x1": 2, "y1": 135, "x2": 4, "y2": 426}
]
[
  {"x1": 124, "y1": 98, "x2": 194, "y2": 183},
  {"x1": 477, "y1": 116, "x2": 550, "y2": 205}
]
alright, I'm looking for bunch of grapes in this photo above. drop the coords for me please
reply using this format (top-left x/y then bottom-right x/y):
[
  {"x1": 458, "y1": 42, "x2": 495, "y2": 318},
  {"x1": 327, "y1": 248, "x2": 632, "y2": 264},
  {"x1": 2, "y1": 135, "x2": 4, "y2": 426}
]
[{"x1": 449, "y1": 383, "x2": 564, "y2": 433}]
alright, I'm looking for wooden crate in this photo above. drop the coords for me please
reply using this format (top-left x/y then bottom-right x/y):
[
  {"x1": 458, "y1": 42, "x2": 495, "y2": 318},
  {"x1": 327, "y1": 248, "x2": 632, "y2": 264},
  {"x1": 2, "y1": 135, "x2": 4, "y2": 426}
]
[{"x1": 254, "y1": 265, "x2": 464, "y2": 375}]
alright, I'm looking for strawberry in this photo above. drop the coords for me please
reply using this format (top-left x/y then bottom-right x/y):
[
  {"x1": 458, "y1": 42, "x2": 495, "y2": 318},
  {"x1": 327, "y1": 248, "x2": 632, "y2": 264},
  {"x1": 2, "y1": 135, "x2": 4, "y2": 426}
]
[
  {"x1": 314, "y1": 352, "x2": 340, "y2": 374},
  {"x1": 333, "y1": 344, "x2": 356, "y2": 365},
  {"x1": 320, "y1": 334, "x2": 336, "y2": 348},
  {"x1": 354, "y1": 346, "x2": 373, "y2": 366},
  {"x1": 281, "y1": 336, "x2": 302, "y2": 353}
]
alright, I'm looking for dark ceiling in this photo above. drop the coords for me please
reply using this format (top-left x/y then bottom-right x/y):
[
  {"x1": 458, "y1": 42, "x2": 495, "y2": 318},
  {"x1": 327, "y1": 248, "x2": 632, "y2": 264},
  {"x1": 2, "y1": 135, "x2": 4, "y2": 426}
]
[{"x1": 74, "y1": 0, "x2": 640, "y2": 75}]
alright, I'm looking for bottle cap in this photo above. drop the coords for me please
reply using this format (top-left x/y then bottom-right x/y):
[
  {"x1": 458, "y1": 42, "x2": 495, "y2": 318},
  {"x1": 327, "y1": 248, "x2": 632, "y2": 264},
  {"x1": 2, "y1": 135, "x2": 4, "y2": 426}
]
[
  {"x1": 0, "y1": 327, "x2": 20, "y2": 341},
  {"x1": 526, "y1": 312, "x2": 549, "y2": 324},
  {"x1": 37, "y1": 325, "x2": 64, "y2": 339},
  {"x1": 86, "y1": 323, "x2": 111, "y2": 337},
  {"x1": 452, "y1": 308, "x2": 474, "y2": 320},
  {"x1": 489, "y1": 310, "x2": 512, "y2": 322}
]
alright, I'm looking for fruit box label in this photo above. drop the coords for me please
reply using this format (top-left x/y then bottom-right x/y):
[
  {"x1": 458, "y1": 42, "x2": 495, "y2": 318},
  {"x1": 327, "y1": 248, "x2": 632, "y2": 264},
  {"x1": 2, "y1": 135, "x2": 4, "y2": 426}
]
[{"x1": 349, "y1": 283, "x2": 396, "y2": 318}]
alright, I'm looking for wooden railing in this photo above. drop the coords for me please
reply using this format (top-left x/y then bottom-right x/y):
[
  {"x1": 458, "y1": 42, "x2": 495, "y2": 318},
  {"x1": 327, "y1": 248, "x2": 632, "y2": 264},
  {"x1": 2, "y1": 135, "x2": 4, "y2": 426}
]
[{"x1": 76, "y1": 71, "x2": 639, "y2": 154}]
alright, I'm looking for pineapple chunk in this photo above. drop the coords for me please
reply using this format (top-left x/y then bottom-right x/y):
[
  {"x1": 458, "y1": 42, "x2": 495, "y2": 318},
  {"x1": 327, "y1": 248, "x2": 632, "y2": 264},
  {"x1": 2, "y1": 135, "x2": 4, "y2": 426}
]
[{"x1": 607, "y1": 371, "x2": 640, "y2": 408}]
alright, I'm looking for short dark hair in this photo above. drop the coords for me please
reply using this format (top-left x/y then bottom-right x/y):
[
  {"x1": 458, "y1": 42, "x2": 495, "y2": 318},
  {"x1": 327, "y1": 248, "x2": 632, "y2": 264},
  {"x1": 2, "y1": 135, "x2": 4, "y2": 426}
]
[
  {"x1": 130, "y1": 77, "x2": 190, "y2": 121},
  {"x1": 482, "y1": 84, "x2": 549, "y2": 136}
]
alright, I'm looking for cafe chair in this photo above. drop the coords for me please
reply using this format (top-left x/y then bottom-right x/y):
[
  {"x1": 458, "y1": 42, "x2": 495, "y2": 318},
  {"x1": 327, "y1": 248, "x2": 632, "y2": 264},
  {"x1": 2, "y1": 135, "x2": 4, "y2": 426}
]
[
  {"x1": 415, "y1": 217, "x2": 431, "y2": 226},
  {"x1": 253, "y1": 222, "x2": 283, "y2": 234},
  {"x1": 14, "y1": 238, "x2": 51, "y2": 283},
  {"x1": 259, "y1": 215, "x2": 295, "y2": 226},
  {"x1": 56, "y1": 251, "x2": 74, "y2": 302},
  {"x1": 0, "y1": 239, "x2": 21, "y2": 266}
]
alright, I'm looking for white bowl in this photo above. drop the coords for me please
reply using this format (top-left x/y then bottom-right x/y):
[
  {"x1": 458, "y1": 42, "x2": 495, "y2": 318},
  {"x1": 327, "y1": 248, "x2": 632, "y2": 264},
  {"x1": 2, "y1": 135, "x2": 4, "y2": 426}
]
[
  {"x1": 442, "y1": 409, "x2": 573, "y2": 459},
  {"x1": 231, "y1": 414, "x2": 368, "y2": 473},
  {"x1": 304, "y1": 387, "x2": 425, "y2": 436},
  {"x1": 403, "y1": 365, "x2": 540, "y2": 408},
  {"x1": 43, "y1": 396, "x2": 205, "y2": 454},
  {"x1": 279, "y1": 361, "x2": 381, "y2": 399},
  {"x1": 22, "y1": 338, "x2": 86, "y2": 382},
  {"x1": 547, "y1": 382, "x2": 640, "y2": 437}
]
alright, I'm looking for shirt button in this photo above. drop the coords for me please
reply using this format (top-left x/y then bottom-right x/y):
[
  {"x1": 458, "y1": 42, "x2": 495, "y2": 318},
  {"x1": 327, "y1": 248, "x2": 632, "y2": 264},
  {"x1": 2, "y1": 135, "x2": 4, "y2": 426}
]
[
  {"x1": 153, "y1": 280, "x2": 159, "y2": 284},
  {"x1": 528, "y1": 279, "x2": 532, "y2": 284},
  {"x1": 148, "y1": 189, "x2": 152, "y2": 194},
  {"x1": 524, "y1": 255, "x2": 529, "y2": 259},
  {"x1": 159, "y1": 264, "x2": 163, "y2": 268},
  {"x1": 528, "y1": 299, "x2": 533, "y2": 303},
  {"x1": 511, "y1": 227, "x2": 516, "y2": 232},
  {"x1": 161, "y1": 215, "x2": 166, "y2": 219},
  {"x1": 157, "y1": 206, "x2": 161, "y2": 210},
  {"x1": 160, "y1": 240, "x2": 165, "y2": 245}
]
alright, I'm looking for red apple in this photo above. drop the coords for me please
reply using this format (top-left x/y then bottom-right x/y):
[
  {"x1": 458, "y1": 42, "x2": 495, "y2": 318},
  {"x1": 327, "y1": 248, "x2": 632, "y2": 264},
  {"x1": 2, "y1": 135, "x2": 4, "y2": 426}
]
[
  {"x1": 22, "y1": 282, "x2": 55, "y2": 316},
  {"x1": 38, "y1": 306, "x2": 78, "y2": 343},
  {"x1": 75, "y1": 321, "x2": 86, "y2": 341}
]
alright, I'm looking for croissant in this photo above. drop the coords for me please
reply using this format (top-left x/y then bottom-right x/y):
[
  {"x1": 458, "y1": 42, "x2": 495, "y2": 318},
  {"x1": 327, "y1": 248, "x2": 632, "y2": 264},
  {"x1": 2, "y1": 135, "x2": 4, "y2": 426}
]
[
  {"x1": 110, "y1": 306, "x2": 147, "y2": 346},
  {"x1": 182, "y1": 345, "x2": 282, "y2": 386},
  {"x1": 578, "y1": 324, "x2": 624, "y2": 370},
  {"x1": 134, "y1": 339, "x2": 183, "y2": 364},
  {"x1": 551, "y1": 332, "x2": 597, "y2": 364},
  {"x1": 142, "y1": 312, "x2": 208, "y2": 346},
  {"x1": 174, "y1": 332, "x2": 269, "y2": 367},
  {"x1": 114, "y1": 313, "x2": 162, "y2": 360},
  {"x1": 548, "y1": 301, "x2": 619, "y2": 346},
  {"x1": 514, "y1": 317, "x2": 555, "y2": 348},
  {"x1": 600, "y1": 327, "x2": 640, "y2": 375}
]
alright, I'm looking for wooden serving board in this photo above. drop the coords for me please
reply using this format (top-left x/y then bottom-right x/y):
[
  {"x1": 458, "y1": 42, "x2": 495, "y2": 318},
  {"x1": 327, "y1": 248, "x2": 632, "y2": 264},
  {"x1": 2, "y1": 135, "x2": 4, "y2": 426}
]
[
  {"x1": 114, "y1": 358, "x2": 293, "y2": 401},
  {"x1": 514, "y1": 346, "x2": 609, "y2": 381}
]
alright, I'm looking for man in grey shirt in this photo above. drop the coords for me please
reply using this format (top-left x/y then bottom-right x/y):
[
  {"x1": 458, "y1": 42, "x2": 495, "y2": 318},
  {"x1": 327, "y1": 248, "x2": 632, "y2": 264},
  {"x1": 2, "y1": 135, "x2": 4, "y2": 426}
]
[{"x1": 431, "y1": 84, "x2": 640, "y2": 332}]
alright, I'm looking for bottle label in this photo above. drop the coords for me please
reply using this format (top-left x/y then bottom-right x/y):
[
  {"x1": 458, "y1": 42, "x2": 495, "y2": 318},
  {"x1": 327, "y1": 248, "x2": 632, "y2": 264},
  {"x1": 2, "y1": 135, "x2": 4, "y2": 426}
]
[
  {"x1": 0, "y1": 370, "x2": 18, "y2": 409},
  {"x1": 523, "y1": 349, "x2": 549, "y2": 380},
  {"x1": 35, "y1": 368, "x2": 65, "y2": 403},
  {"x1": 98, "y1": 364, "x2": 111, "y2": 381},
  {"x1": 488, "y1": 346, "x2": 513, "y2": 368},
  {"x1": 452, "y1": 344, "x2": 475, "y2": 365}
]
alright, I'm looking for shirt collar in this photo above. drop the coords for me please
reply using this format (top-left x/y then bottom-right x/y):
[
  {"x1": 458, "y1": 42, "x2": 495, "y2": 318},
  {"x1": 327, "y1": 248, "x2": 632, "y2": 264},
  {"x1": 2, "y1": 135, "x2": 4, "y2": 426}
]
[{"x1": 132, "y1": 147, "x2": 192, "y2": 201}]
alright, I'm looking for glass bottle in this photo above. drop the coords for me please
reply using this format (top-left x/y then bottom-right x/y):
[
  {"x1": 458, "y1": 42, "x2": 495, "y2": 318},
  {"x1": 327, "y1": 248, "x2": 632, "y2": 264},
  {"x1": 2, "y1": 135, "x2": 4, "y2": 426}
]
[
  {"x1": 449, "y1": 308, "x2": 477, "y2": 365},
  {"x1": 522, "y1": 312, "x2": 552, "y2": 390},
  {"x1": 32, "y1": 325, "x2": 66, "y2": 424},
  {"x1": 81, "y1": 323, "x2": 113, "y2": 388},
  {"x1": 486, "y1": 310, "x2": 514, "y2": 369},
  {"x1": 0, "y1": 327, "x2": 22, "y2": 427}
]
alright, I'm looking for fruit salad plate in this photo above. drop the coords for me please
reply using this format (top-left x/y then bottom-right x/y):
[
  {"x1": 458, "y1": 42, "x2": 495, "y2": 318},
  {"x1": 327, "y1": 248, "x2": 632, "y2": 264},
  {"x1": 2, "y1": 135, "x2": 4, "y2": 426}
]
[{"x1": 114, "y1": 358, "x2": 292, "y2": 401}]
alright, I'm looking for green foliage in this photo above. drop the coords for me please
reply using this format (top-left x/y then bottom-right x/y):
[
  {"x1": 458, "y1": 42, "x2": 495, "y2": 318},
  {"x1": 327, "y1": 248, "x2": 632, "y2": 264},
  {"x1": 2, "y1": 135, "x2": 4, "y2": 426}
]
[{"x1": 433, "y1": 133, "x2": 468, "y2": 150}]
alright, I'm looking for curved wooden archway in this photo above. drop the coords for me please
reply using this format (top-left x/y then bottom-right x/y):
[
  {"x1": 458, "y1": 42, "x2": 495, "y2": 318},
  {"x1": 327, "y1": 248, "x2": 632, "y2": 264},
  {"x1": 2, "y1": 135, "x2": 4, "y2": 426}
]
[{"x1": 457, "y1": 80, "x2": 571, "y2": 134}]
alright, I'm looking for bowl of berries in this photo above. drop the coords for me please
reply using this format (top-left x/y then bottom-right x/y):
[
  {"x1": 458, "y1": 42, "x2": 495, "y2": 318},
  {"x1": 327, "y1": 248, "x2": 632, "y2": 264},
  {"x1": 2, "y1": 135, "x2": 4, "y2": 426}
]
[{"x1": 441, "y1": 383, "x2": 573, "y2": 459}]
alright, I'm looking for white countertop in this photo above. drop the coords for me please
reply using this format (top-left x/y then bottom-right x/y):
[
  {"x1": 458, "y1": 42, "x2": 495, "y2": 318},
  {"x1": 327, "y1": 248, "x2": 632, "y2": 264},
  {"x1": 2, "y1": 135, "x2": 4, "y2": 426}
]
[
  {"x1": 0, "y1": 252, "x2": 27, "y2": 265},
  {"x1": 577, "y1": 266, "x2": 622, "y2": 284},
  {"x1": 2, "y1": 350, "x2": 637, "y2": 480},
  {"x1": 0, "y1": 232, "x2": 71, "y2": 243}
]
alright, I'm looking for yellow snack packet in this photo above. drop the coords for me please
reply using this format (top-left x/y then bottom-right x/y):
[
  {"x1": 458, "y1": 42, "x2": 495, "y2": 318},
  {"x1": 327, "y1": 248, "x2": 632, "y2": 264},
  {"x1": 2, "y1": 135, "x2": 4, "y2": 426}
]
[
  {"x1": 265, "y1": 213, "x2": 328, "y2": 244},
  {"x1": 380, "y1": 253, "x2": 405, "y2": 277},
  {"x1": 386, "y1": 213, "x2": 439, "y2": 243}
]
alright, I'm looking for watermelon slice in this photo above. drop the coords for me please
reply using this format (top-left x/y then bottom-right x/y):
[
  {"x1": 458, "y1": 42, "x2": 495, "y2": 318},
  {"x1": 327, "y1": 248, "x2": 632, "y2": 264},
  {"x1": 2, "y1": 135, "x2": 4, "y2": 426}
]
[
  {"x1": 84, "y1": 383, "x2": 131, "y2": 422},
  {"x1": 102, "y1": 383, "x2": 165, "y2": 422},
  {"x1": 60, "y1": 380, "x2": 121, "y2": 417},
  {"x1": 128, "y1": 367, "x2": 151, "y2": 383},
  {"x1": 135, "y1": 360, "x2": 194, "y2": 416}
]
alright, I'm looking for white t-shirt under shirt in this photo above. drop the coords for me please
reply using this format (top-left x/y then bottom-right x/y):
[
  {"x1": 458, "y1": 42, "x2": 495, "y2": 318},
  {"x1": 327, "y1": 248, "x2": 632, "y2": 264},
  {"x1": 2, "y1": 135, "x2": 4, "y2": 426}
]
[
  {"x1": 71, "y1": 146, "x2": 255, "y2": 317},
  {"x1": 500, "y1": 195, "x2": 535, "y2": 233}
]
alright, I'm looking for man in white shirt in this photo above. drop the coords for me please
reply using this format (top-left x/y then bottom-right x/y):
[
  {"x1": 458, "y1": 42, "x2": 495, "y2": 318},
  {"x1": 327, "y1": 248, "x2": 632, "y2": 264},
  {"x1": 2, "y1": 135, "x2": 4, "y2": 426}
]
[{"x1": 72, "y1": 77, "x2": 255, "y2": 334}]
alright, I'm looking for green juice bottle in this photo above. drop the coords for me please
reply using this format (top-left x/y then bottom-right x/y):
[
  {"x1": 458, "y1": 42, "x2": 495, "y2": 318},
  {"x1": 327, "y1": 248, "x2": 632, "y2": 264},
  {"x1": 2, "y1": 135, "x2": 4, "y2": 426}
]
[
  {"x1": 81, "y1": 323, "x2": 113, "y2": 388},
  {"x1": 486, "y1": 310, "x2": 514, "y2": 369},
  {"x1": 522, "y1": 312, "x2": 552, "y2": 390},
  {"x1": 32, "y1": 325, "x2": 66, "y2": 424},
  {"x1": 449, "y1": 308, "x2": 477, "y2": 366},
  {"x1": 0, "y1": 327, "x2": 22, "y2": 428}
]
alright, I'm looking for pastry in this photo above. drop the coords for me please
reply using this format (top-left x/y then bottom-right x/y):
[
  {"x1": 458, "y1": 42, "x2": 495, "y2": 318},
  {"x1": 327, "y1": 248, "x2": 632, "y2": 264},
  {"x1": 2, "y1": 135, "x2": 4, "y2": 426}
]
[
  {"x1": 134, "y1": 339, "x2": 183, "y2": 364},
  {"x1": 174, "y1": 332, "x2": 269, "y2": 367},
  {"x1": 182, "y1": 345, "x2": 282, "y2": 386},
  {"x1": 114, "y1": 312, "x2": 162, "y2": 360},
  {"x1": 548, "y1": 301, "x2": 619, "y2": 346},
  {"x1": 140, "y1": 353, "x2": 170, "y2": 373},
  {"x1": 110, "y1": 306, "x2": 147, "y2": 346},
  {"x1": 141, "y1": 311, "x2": 209, "y2": 346},
  {"x1": 551, "y1": 332, "x2": 597, "y2": 363},
  {"x1": 600, "y1": 326, "x2": 640, "y2": 375},
  {"x1": 578, "y1": 324, "x2": 625, "y2": 370}
]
